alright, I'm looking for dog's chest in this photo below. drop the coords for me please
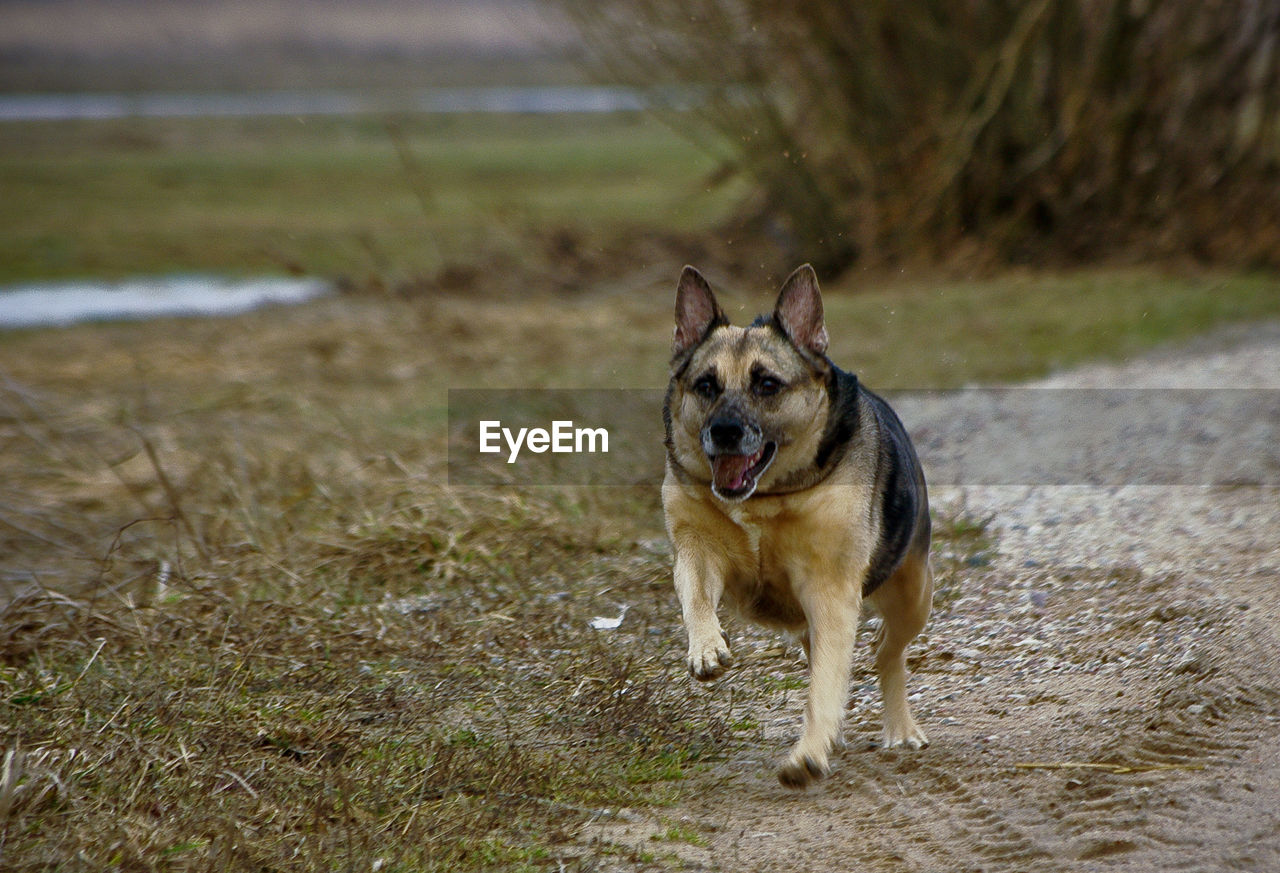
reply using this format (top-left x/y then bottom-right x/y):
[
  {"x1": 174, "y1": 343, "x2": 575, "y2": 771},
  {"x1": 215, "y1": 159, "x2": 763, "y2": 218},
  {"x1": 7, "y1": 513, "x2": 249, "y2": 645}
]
[
  {"x1": 722, "y1": 502, "x2": 772, "y2": 554},
  {"x1": 718, "y1": 501, "x2": 812, "y2": 625},
  {"x1": 721, "y1": 494, "x2": 839, "y2": 559}
]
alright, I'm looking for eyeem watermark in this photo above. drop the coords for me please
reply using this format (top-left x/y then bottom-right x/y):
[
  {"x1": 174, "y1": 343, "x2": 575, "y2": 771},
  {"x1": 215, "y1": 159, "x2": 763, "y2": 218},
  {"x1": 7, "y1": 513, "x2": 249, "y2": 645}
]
[
  {"x1": 448, "y1": 388, "x2": 1280, "y2": 487},
  {"x1": 450, "y1": 389, "x2": 658, "y2": 485},
  {"x1": 479, "y1": 419, "x2": 609, "y2": 463}
]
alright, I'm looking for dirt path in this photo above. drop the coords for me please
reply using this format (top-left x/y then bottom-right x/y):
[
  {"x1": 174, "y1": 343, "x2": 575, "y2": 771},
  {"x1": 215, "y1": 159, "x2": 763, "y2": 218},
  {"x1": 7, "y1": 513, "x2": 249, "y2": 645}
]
[{"x1": 580, "y1": 325, "x2": 1280, "y2": 871}]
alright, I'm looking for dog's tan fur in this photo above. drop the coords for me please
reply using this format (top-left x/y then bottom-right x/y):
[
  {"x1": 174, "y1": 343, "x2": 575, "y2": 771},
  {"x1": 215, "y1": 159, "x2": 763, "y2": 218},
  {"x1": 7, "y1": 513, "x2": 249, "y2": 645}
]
[{"x1": 662, "y1": 265, "x2": 932, "y2": 788}]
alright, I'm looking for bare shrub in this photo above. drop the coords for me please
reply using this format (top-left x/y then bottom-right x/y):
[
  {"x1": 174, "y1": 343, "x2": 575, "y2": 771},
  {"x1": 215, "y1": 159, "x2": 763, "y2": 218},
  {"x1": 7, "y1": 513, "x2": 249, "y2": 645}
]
[{"x1": 559, "y1": 0, "x2": 1280, "y2": 272}]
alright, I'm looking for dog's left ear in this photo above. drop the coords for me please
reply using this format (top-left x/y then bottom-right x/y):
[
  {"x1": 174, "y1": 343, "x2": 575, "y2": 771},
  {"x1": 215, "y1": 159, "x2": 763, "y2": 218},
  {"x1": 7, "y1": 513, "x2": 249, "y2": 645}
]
[{"x1": 773, "y1": 264, "x2": 828, "y2": 357}]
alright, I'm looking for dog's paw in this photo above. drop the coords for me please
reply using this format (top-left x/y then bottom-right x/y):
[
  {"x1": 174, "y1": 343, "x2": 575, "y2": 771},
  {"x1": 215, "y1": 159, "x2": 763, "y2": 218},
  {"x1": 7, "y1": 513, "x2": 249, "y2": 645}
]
[
  {"x1": 686, "y1": 632, "x2": 733, "y2": 681},
  {"x1": 881, "y1": 720, "x2": 929, "y2": 751},
  {"x1": 777, "y1": 753, "x2": 829, "y2": 789}
]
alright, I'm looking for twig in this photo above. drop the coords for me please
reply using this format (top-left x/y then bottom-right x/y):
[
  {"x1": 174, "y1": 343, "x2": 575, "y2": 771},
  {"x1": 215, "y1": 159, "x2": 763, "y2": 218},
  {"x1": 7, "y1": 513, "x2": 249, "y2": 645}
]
[
  {"x1": 383, "y1": 117, "x2": 443, "y2": 268},
  {"x1": 66, "y1": 637, "x2": 107, "y2": 693},
  {"x1": 0, "y1": 746, "x2": 23, "y2": 824},
  {"x1": 922, "y1": 0, "x2": 1054, "y2": 215},
  {"x1": 1014, "y1": 761, "x2": 1207, "y2": 774},
  {"x1": 129, "y1": 426, "x2": 209, "y2": 562}
]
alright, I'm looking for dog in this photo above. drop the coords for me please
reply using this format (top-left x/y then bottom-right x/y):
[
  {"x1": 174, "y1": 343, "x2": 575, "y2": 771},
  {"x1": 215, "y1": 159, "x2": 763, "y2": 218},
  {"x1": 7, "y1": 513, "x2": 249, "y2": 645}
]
[{"x1": 662, "y1": 264, "x2": 932, "y2": 788}]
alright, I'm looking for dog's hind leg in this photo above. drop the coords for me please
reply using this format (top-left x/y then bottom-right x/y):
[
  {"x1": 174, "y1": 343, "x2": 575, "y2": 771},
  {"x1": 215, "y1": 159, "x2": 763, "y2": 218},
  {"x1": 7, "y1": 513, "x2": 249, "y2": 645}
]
[{"x1": 869, "y1": 554, "x2": 932, "y2": 750}]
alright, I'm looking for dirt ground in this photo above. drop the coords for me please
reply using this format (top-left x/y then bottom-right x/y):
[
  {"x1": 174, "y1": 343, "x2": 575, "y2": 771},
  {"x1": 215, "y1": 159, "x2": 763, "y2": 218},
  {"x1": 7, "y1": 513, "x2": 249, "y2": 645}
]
[{"x1": 578, "y1": 326, "x2": 1280, "y2": 872}]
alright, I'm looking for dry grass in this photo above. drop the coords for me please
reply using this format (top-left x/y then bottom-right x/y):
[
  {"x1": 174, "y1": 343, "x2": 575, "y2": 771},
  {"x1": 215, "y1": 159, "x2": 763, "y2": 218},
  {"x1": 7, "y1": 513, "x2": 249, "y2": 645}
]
[
  {"x1": 0, "y1": 422, "x2": 731, "y2": 869},
  {"x1": 0, "y1": 295, "x2": 738, "y2": 869},
  {"x1": 1, "y1": 487, "x2": 729, "y2": 870}
]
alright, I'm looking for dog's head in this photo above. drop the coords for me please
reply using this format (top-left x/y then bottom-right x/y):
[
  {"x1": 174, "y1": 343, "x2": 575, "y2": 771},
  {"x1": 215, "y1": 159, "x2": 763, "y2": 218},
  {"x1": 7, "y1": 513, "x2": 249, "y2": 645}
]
[{"x1": 665, "y1": 265, "x2": 833, "y2": 502}]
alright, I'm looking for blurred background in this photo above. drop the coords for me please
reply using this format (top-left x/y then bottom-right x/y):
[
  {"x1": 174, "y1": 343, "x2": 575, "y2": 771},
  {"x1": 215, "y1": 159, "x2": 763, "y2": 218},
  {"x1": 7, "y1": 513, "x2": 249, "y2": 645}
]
[
  {"x1": 1, "y1": 0, "x2": 762, "y2": 309},
  {"x1": 3, "y1": 0, "x2": 1279, "y2": 302}
]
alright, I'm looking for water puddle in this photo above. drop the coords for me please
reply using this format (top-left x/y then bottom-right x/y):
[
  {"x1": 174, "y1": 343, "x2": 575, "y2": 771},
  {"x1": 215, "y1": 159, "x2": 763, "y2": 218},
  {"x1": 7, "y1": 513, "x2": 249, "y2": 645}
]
[
  {"x1": 0, "y1": 86, "x2": 657, "y2": 122},
  {"x1": 0, "y1": 276, "x2": 332, "y2": 329}
]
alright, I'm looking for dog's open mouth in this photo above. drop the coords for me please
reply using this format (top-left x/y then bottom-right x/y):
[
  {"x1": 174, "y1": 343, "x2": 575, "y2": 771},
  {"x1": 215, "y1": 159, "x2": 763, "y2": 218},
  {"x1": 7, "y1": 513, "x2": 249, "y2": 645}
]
[{"x1": 710, "y1": 442, "x2": 777, "y2": 501}]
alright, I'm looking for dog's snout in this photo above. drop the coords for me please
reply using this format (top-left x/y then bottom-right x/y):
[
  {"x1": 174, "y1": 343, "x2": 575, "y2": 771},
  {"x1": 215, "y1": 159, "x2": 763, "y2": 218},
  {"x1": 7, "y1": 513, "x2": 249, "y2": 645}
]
[
  {"x1": 703, "y1": 415, "x2": 761, "y2": 455},
  {"x1": 708, "y1": 418, "x2": 745, "y2": 448}
]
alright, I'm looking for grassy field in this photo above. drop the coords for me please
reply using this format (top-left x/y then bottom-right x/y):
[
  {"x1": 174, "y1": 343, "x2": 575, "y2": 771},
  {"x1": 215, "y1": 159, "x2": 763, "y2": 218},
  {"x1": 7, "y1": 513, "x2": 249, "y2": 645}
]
[
  {"x1": 0, "y1": 113, "x2": 740, "y2": 284},
  {"x1": 3, "y1": 108, "x2": 1280, "y2": 870}
]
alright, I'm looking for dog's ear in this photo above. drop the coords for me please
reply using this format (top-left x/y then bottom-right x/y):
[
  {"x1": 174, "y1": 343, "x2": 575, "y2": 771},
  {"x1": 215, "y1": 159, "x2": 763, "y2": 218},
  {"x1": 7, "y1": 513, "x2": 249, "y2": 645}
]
[
  {"x1": 673, "y1": 266, "x2": 726, "y2": 356},
  {"x1": 772, "y1": 264, "x2": 828, "y2": 357}
]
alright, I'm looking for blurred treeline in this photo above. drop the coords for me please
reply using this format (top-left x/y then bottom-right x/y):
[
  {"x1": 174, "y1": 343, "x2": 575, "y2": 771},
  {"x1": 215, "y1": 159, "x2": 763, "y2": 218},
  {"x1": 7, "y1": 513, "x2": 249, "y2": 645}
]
[{"x1": 557, "y1": 0, "x2": 1280, "y2": 275}]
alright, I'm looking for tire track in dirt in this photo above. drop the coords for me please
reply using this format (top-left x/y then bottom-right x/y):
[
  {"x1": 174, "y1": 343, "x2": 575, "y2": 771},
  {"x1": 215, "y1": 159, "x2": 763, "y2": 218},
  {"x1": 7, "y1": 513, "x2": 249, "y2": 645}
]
[
  {"x1": 1047, "y1": 600, "x2": 1280, "y2": 871},
  {"x1": 841, "y1": 752, "x2": 1058, "y2": 872}
]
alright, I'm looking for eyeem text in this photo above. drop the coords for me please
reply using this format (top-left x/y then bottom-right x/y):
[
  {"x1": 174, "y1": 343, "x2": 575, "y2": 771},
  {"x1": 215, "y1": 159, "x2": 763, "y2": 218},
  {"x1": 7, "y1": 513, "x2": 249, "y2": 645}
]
[{"x1": 479, "y1": 420, "x2": 610, "y2": 463}]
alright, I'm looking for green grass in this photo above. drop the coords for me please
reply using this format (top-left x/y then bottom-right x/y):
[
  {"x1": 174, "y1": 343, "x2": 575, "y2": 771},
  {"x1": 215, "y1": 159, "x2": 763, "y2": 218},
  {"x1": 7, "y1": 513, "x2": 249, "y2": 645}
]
[
  {"x1": 931, "y1": 510, "x2": 999, "y2": 612},
  {"x1": 760, "y1": 674, "x2": 808, "y2": 692},
  {"x1": 652, "y1": 823, "x2": 710, "y2": 847},
  {"x1": 0, "y1": 113, "x2": 739, "y2": 283},
  {"x1": 820, "y1": 269, "x2": 1280, "y2": 387}
]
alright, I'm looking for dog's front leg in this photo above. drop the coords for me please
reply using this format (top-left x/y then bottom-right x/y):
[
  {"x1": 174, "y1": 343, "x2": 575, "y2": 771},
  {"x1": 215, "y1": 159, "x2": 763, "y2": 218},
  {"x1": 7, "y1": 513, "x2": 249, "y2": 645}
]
[
  {"x1": 673, "y1": 551, "x2": 733, "y2": 681},
  {"x1": 778, "y1": 587, "x2": 860, "y2": 788}
]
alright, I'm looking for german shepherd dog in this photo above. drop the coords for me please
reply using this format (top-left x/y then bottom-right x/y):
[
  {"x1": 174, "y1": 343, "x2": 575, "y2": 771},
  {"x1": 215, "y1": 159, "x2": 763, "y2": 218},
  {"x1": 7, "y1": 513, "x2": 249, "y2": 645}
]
[{"x1": 662, "y1": 265, "x2": 932, "y2": 788}]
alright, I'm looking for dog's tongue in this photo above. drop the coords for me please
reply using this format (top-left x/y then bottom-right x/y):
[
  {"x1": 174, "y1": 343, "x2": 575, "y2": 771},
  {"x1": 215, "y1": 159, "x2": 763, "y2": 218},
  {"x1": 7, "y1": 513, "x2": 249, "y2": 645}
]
[{"x1": 711, "y1": 452, "x2": 757, "y2": 493}]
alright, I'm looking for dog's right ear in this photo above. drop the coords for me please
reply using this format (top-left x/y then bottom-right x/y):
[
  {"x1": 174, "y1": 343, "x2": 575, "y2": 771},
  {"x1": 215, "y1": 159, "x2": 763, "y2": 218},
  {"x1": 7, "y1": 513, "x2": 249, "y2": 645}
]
[{"x1": 673, "y1": 266, "x2": 727, "y2": 356}]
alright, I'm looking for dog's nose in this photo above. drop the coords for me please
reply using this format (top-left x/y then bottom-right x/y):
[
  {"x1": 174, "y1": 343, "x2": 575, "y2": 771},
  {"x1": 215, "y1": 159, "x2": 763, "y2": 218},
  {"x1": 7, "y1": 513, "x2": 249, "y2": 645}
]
[{"x1": 708, "y1": 418, "x2": 745, "y2": 449}]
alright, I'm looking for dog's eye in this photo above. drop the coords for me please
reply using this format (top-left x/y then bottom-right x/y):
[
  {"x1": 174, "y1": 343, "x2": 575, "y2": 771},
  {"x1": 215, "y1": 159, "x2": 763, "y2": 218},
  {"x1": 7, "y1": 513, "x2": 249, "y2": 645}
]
[
  {"x1": 754, "y1": 375, "x2": 784, "y2": 397},
  {"x1": 692, "y1": 375, "x2": 720, "y2": 399}
]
